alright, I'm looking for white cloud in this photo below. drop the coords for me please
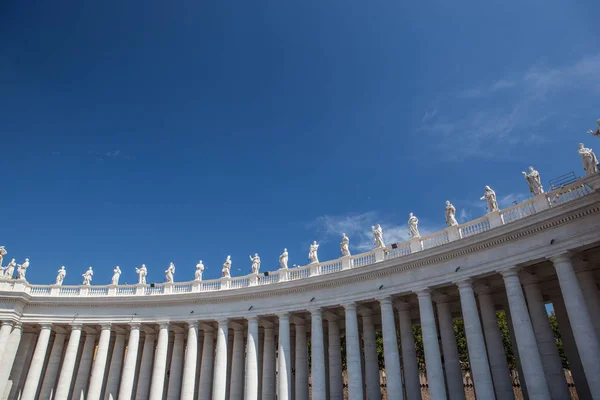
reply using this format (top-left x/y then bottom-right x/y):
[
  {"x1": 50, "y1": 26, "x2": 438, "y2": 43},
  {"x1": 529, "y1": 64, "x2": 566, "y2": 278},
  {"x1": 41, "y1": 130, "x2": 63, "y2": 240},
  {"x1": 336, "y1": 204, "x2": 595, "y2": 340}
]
[{"x1": 422, "y1": 108, "x2": 437, "y2": 123}]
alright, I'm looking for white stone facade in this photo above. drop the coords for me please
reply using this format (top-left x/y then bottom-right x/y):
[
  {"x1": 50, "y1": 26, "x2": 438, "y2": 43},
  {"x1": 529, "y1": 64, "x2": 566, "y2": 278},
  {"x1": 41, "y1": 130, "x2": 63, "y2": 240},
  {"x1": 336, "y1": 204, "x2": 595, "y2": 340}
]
[{"x1": 0, "y1": 173, "x2": 599, "y2": 399}]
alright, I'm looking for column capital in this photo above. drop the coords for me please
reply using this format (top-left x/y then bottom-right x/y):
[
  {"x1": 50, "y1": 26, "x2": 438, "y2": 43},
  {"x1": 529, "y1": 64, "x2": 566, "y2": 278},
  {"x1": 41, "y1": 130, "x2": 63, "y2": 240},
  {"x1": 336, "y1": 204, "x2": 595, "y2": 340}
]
[
  {"x1": 186, "y1": 320, "x2": 199, "y2": 329},
  {"x1": 343, "y1": 302, "x2": 357, "y2": 311},
  {"x1": 128, "y1": 322, "x2": 142, "y2": 330},
  {"x1": 69, "y1": 323, "x2": 83, "y2": 330},
  {"x1": 0, "y1": 320, "x2": 14, "y2": 328},
  {"x1": 415, "y1": 288, "x2": 432, "y2": 298},
  {"x1": 455, "y1": 278, "x2": 473, "y2": 290},
  {"x1": 308, "y1": 307, "x2": 322, "y2": 316},
  {"x1": 246, "y1": 316, "x2": 259, "y2": 325},
  {"x1": 216, "y1": 318, "x2": 229, "y2": 326},
  {"x1": 99, "y1": 323, "x2": 112, "y2": 331},
  {"x1": 548, "y1": 252, "x2": 572, "y2": 265},
  {"x1": 39, "y1": 323, "x2": 53, "y2": 330},
  {"x1": 157, "y1": 321, "x2": 170, "y2": 329},
  {"x1": 499, "y1": 267, "x2": 520, "y2": 279},
  {"x1": 277, "y1": 312, "x2": 290, "y2": 320},
  {"x1": 323, "y1": 311, "x2": 339, "y2": 322},
  {"x1": 377, "y1": 296, "x2": 393, "y2": 306}
]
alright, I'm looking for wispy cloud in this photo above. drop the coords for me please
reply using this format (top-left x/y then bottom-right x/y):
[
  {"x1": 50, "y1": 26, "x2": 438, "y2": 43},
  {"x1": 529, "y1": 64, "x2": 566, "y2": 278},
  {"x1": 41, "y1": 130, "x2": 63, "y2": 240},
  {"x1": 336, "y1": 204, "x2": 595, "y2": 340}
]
[
  {"x1": 422, "y1": 108, "x2": 437, "y2": 123},
  {"x1": 89, "y1": 149, "x2": 129, "y2": 162},
  {"x1": 497, "y1": 192, "x2": 530, "y2": 208},
  {"x1": 420, "y1": 53, "x2": 600, "y2": 159}
]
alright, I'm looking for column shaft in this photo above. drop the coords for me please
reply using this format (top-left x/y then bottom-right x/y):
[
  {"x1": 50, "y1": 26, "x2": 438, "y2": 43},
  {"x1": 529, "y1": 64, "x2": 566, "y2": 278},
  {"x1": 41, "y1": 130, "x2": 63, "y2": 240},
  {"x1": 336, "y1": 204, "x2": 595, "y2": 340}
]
[
  {"x1": 327, "y1": 318, "x2": 343, "y2": 400},
  {"x1": 104, "y1": 333, "x2": 126, "y2": 400},
  {"x1": 310, "y1": 310, "x2": 326, "y2": 399},
  {"x1": 278, "y1": 314, "x2": 291, "y2": 400},
  {"x1": 502, "y1": 269, "x2": 551, "y2": 400},
  {"x1": 246, "y1": 318, "x2": 259, "y2": 400},
  {"x1": 262, "y1": 326, "x2": 276, "y2": 400},
  {"x1": 54, "y1": 325, "x2": 82, "y2": 400},
  {"x1": 180, "y1": 323, "x2": 198, "y2": 400},
  {"x1": 38, "y1": 332, "x2": 66, "y2": 399},
  {"x1": 362, "y1": 313, "x2": 381, "y2": 400},
  {"x1": 380, "y1": 298, "x2": 403, "y2": 400},
  {"x1": 148, "y1": 323, "x2": 170, "y2": 400},
  {"x1": 198, "y1": 329, "x2": 215, "y2": 399},
  {"x1": 87, "y1": 325, "x2": 112, "y2": 400},
  {"x1": 165, "y1": 332, "x2": 184, "y2": 399},
  {"x1": 577, "y1": 269, "x2": 600, "y2": 341},
  {"x1": 0, "y1": 323, "x2": 13, "y2": 358},
  {"x1": 20, "y1": 325, "x2": 52, "y2": 400},
  {"x1": 212, "y1": 319, "x2": 229, "y2": 400},
  {"x1": 135, "y1": 332, "x2": 155, "y2": 400},
  {"x1": 417, "y1": 290, "x2": 447, "y2": 400},
  {"x1": 118, "y1": 325, "x2": 141, "y2": 400},
  {"x1": 294, "y1": 321, "x2": 309, "y2": 400},
  {"x1": 0, "y1": 323, "x2": 22, "y2": 396},
  {"x1": 435, "y1": 301, "x2": 465, "y2": 400},
  {"x1": 397, "y1": 306, "x2": 421, "y2": 400},
  {"x1": 345, "y1": 304, "x2": 364, "y2": 400},
  {"x1": 71, "y1": 331, "x2": 97, "y2": 400},
  {"x1": 230, "y1": 328, "x2": 245, "y2": 400}
]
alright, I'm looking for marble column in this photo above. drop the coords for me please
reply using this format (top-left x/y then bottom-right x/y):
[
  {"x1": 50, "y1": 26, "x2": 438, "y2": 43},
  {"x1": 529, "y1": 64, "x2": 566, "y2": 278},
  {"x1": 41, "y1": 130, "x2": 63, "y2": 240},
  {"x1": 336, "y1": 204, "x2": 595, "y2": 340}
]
[
  {"x1": 20, "y1": 324, "x2": 52, "y2": 400},
  {"x1": 501, "y1": 268, "x2": 551, "y2": 399},
  {"x1": 504, "y1": 310, "x2": 529, "y2": 400},
  {"x1": 54, "y1": 324, "x2": 82, "y2": 400},
  {"x1": 396, "y1": 303, "x2": 421, "y2": 400},
  {"x1": 135, "y1": 329, "x2": 156, "y2": 400},
  {"x1": 0, "y1": 322, "x2": 22, "y2": 396},
  {"x1": 456, "y1": 280, "x2": 495, "y2": 399},
  {"x1": 71, "y1": 328, "x2": 97, "y2": 400},
  {"x1": 550, "y1": 254, "x2": 600, "y2": 396},
  {"x1": 435, "y1": 298, "x2": 465, "y2": 400},
  {"x1": 522, "y1": 276, "x2": 570, "y2": 400},
  {"x1": 294, "y1": 319, "x2": 309, "y2": 400},
  {"x1": 148, "y1": 322, "x2": 169, "y2": 400},
  {"x1": 379, "y1": 297, "x2": 403, "y2": 400},
  {"x1": 309, "y1": 309, "x2": 326, "y2": 399},
  {"x1": 262, "y1": 325, "x2": 276, "y2": 400},
  {"x1": 257, "y1": 330, "x2": 263, "y2": 399},
  {"x1": 477, "y1": 290, "x2": 513, "y2": 400},
  {"x1": 38, "y1": 330, "x2": 66, "y2": 399},
  {"x1": 344, "y1": 303, "x2": 364, "y2": 400},
  {"x1": 198, "y1": 327, "x2": 215, "y2": 400},
  {"x1": 278, "y1": 313, "x2": 292, "y2": 400},
  {"x1": 104, "y1": 332, "x2": 126, "y2": 400},
  {"x1": 213, "y1": 319, "x2": 229, "y2": 400},
  {"x1": 246, "y1": 317, "x2": 259, "y2": 400},
  {"x1": 576, "y1": 266, "x2": 600, "y2": 341},
  {"x1": 87, "y1": 324, "x2": 112, "y2": 400},
  {"x1": 180, "y1": 322, "x2": 198, "y2": 400},
  {"x1": 226, "y1": 333, "x2": 234, "y2": 400},
  {"x1": 0, "y1": 322, "x2": 13, "y2": 361},
  {"x1": 166, "y1": 331, "x2": 184, "y2": 400},
  {"x1": 361, "y1": 312, "x2": 381, "y2": 400},
  {"x1": 230, "y1": 326, "x2": 245, "y2": 400},
  {"x1": 327, "y1": 316, "x2": 343, "y2": 400},
  {"x1": 416, "y1": 289, "x2": 447, "y2": 400},
  {"x1": 6, "y1": 332, "x2": 35, "y2": 400},
  {"x1": 118, "y1": 323, "x2": 141, "y2": 400}
]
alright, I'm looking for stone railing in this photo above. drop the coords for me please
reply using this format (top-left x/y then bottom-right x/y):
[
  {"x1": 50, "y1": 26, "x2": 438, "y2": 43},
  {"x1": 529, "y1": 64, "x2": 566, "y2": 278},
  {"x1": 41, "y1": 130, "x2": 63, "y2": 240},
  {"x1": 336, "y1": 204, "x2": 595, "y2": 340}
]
[{"x1": 1, "y1": 174, "x2": 597, "y2": 298}]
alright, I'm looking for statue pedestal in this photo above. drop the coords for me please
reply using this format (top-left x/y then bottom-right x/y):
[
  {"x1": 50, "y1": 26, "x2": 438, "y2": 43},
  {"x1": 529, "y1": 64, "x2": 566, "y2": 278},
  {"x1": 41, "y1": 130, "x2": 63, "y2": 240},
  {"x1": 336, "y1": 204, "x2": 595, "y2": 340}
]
[
  {"x1": 488, "y1": 210, "x2": 504, "y2": 228},
  {"x1": 135, "y1": 284, "x2": 146, "y2": 296},
  {"x1": 409, "y1": 238, "x2": 423, "y2": 253},
  {"x1": 341, "y1": 256, "x2": 354, "y2": 270},
  {"x1": 533, "y1": 193, "x2": 551, "y2": 212},
  {"x1": 192, "y1": 280, "x2": 202, "y2": 292},
  {"x1": 374, "y1": 248, "x2": 385, "y2": 263},
  {"x1": 279, "y1": 268, "x2": 290, "y2": 282},
  {"x1": 249, "y1": 273, "x2": 259, "y2": 287},
  {"x1": 164, "y1": 282, "x2": 174, "y2": 294},
  {"x1": 221, "y1": 277, "x2": 231, "y2": 290},
  {"x1": 80, "y1": 286, "x2": 90, "y2": 296},
  {"x1": 585, "y1": 171, "x2": 600, "y2": 190},
  {"x1": 50, "y1": 285, "x2": 61, "y2": 296},
  {"x1": 446, "y1": 226, "x2": 462, "y2": 242},
  {"x1": 107, "y1": 285, "x2": 117, "y2": 296},
  {"x1": 309, "y1": 263, "x2": 320, "y2": 277}
]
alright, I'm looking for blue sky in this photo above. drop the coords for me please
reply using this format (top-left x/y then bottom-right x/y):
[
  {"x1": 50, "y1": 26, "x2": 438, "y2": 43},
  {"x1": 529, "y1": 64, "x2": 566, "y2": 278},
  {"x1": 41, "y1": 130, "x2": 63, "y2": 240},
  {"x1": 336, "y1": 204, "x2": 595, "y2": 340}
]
[{"x1": 1, "y1": 1, "x2": 599, "y2": 286}]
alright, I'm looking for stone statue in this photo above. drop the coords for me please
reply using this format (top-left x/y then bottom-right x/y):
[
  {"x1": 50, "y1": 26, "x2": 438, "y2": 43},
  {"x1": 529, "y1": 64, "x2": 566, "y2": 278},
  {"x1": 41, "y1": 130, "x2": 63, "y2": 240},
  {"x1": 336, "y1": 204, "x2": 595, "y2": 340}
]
[
  {"x1": 408, "y1": 213, "x2": 420, "y2": 238},
  {"x1": 16, "y1": 258, "x2": 29, "y2": 280},
  {"x1": 111, "y1": 266, "x2": 121, "y2": 285},
  {"x1": 249, "y1": 253, "x2": 261, "y2": 274},
  {"x1": 56, "y1": 266, "x2": 66, "y2": 285},
  {"x1": 0, "y1": 246, "x2": 6, "y2": 267},
  {"x1": 578, "y1": 143, "x2": 599, "y2": 176},
  {"x1": 195, "y1": 261, "x2": 205, "y2": 281},
  {"x1": 135, "y1": 264, "x2": 147, "y2": 285},
  {"x1": 340, "y1": 233, "x2": 351, "y2": 257},
  {"x1": 222, "y1": 256, "x2": 232, "y2": 278},
  {"x1": 3, "y1": 259, "x2": 16, "y2": 279},
  {"x1": 308, "y1": 241, "x2": 319, "y2": 263},
  {"x1": 522, "y1": 166, "x2": 544, "y2": 195},
  {"x1": 165, "y1": 262, "x2": 175, "y2": 283},
  {"x1": 279, "y1": 249, "x2": 288, "y2": 269},
  {"x1": 372, "y1": 224, "x2": 385, "y2": 248},
  {"x1": 445, "y1": 201, "x2": 458, "y2": 227},
  {"x1": 587, "y1": 119, "x2": 600, "y2": 138},
  {"x1": 82, "y1": 267, "x2": 93, "y2": 286},
  {"x1": 480, "y1": 186, "x2": 499, "y2": 212}
]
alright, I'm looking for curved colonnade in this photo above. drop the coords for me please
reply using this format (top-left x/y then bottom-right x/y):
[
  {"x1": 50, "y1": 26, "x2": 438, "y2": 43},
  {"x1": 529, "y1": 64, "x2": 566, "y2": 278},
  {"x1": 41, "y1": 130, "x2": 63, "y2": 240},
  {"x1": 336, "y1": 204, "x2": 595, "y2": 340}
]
[{"x1": 0, "y1": 173, "x2": 600, "y2": 400}]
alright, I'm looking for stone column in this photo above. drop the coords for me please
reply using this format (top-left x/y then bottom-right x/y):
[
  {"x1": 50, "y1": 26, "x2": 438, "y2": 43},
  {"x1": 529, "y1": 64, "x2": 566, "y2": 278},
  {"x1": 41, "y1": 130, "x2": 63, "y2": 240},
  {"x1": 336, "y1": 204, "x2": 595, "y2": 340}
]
[
  {"x1": 550, "y1": 254, "x2": 600, "y2": 396},
  {"x1": 522, "y1": 275, "x2": 570, "y2": 400},
  {"x1": 379, "y1": 297, "x2": 403, "y2": 400},
  {"x1": 198, "y1": 326, "x2": 215, "y2": 400},
  {"x1": 87, "y1": 324, "x2": 112, "y2": 400},
  {"x1": 0, "y1": 322, "x2": 22, "y2": 396},
  {"x1": 180, "y1": 322, "x2": 198, "y2": 400},
  {"x1": 416, "y1": 289, "x2": 447, "y2": 400},
  {"x1": 262, "y1": 325, "x2": 276, "y2": 400},
  {"x1": 0, "y1": 322, "x2": 13, "y2": 361},
  {"x1": 278, "y1": 313, "x2": 292, "y2": 400},
  {"x1": 166, "y1": 331, "x2": 185, "y2": 399},
  {"x1": 148, "y1": 322, "x2": 169, "y2": 400},
  {"x1": 309, "y1": 310, "x2": 326, "y2": 399},
  {"x1": 118, "y1": 323, "x2": 141, "y2": 400},
  {"x1": 20, "y1": 324, "x2": 52, "y2": 400},
  {"x1": 104, "y1": 331, "x2": 126, "y2": 400},
  {"x1": 327, "y1": 316, "x2": 343, "y2": 400},
  {"x1": 6, "y1": 331, "x2": 35, "y2": 400},
  {"x1": 477, "y1": 290, "x2": 513, "y2": 400},
  {"x1": 294, "y1": 319, "x2": 309, "y2": 400},
  {"x1": 501, "y1": 268, "x2": 551, "y2": 399},
  {"x1": 135, "y1": 329, "x2": 156, "y2": 400},
  {"x1": 54, "y1": 324, "x2": 82, "y2": 400},
  {"x1": 246, "y1": 317, "x2": 259, "y2": 400},
  {"x1": 456, "y1": 280, "x2": 495, "y2": 399},
  {"x1": 230, "y1": 325, "x2": 245, "y2": 400},
  {"x1": 361, "y1": 312, "x2": 381, "y2": 400},
  {"x1": 344, "y1": 303, "x2": 364, "y2": 400},
  {"x1": 435, "y1": 298, "x2": 465, "y2": 400},
  {"x1": 71, "y1": 328, "x2": 97, "y2": 399},
  {"x1": 396, "y1": 302, "x2": 421, "y2": 400},
  {"x1": 577, "y1": 266, "x2": 600, "y2": 341},
  {"x1": 504, "y1": 310, "x2": 529, "y2": 400},
  {"x1": 213, "y1": 319, "x2": 229, "y2": 400},
  {"x1": 38, "y1": 330, "x2": 66, "y2": 399}
]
